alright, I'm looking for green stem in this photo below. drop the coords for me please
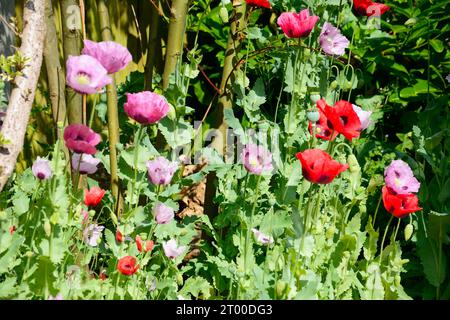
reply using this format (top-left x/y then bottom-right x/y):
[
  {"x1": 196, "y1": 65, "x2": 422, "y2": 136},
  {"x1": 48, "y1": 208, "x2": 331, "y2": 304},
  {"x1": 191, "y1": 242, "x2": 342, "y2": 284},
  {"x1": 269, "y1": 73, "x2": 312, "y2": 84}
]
[
  {"x1": 244, "y1": 175, "x2": 262, "y2": 276},
  {"x1": 131, "y1": 126, "x2": 145, "y2": 207},
  {"x1": 379, "y1": 216, "x2": 393, "y2": 264},
  {"x1": 372, "y1": 193, "x2": 383, "y2": 228},
  {"x1": 88, "y1": 94, "x2": 98, "y2": 129},
  {"x1": 392, "y1": 218, "x2": 401, "y2": 242}
]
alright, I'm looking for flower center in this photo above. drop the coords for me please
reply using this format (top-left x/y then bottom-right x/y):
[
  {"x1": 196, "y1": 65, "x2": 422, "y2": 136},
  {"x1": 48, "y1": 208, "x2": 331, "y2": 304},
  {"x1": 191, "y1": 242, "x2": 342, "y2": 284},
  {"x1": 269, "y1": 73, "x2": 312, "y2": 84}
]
[{"x1": 76, "y1": 73, "x2": 91, "y2": 85}]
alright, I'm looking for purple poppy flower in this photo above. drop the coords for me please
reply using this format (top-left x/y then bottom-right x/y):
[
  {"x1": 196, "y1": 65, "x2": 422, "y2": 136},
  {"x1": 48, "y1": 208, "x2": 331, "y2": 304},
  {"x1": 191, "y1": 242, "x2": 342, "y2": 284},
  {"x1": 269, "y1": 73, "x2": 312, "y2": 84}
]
[
  {"x1": 82, "y1": 40, "x2": 132, "y2": 74},
  {"x1": 319, "y1": 22, "x2": 349, "y2": 56},
  {"x1": 162, "y1": 239, "x2": 186, "y2": 259},
  {"x1": 32, "y1": 157, "x2": 53, "y2": 180},
  {"x1": 251, "y1": 228, "x2": 274, "y2": 245},
  {"x1": 66, "y1": 55, "x2": 112, "y2": 94},
  {"x1": 64, "y1": 124, "x2": 101, "y2": 155},
  {"x1": 146, "y1": 156, "x2": 178, "y2": 185},
  {"x1": 384, "y1": 160, "x2": 420, "y2": 195},
  {"x1": 277, "y1": 9, "x2": 319, "y2": 38},
  {"x1": 83, "y1": 224, "x2": 105, "y2": 247},
  {"x1": 154, "y1": 203, "x2": 175, "y2": 224},
  {"x1": 446, "y1": 74, "x2": 450, "y2": 83},
  {"x1": 48, "y1": 293, "x2": 63, "y2": 300},
  {"x1": 242, "y1": 143, "x2": 273, "y2": 175},
  {"x1": 124, "y1": 91, "x2": 170, "y2": 125},
  {"x1": 71, "y1": 153, "x2": 101, "y2": 174},
  {"x1": 352, "y1": 104, "x2": 372, "y2": 131}
]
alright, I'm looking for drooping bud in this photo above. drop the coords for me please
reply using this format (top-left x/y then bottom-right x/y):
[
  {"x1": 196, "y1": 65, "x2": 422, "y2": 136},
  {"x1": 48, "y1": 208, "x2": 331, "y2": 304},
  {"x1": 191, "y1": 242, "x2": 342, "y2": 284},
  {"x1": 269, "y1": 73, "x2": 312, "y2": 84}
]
[{"x1": 404, "y1": 224, "x2": 414, "y2": 241}]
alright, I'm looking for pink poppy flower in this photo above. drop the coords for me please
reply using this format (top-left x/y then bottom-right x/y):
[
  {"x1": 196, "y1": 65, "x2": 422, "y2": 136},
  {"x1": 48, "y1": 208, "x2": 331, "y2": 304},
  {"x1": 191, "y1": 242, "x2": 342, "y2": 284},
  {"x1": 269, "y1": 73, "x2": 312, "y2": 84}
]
[
  {"x1": 66, "y1": 55, "x2": 112, "y2": 94},
  {"x1": 384, "y1": 160, "x2": 420, "y2": 195},
  {"x1": 71, "y1": 153, "x2": 101, "y2": 174},
  {"x1": 242, "y1": 144, "x2": 273, "y2": 175},
  {"x1": 32, "y1": 157, "x2": 53, "y2": 180},
  {"x1": 64, "y1": 124, "x2": 101, "y2": 155},
  {"x1": 251, "y1": 228, "x2": 274, "y2": 245},
  {"x1": 277, "y1": 9, "x2": 319, "y2": 38},
  {"x1": 146, "y1": 156, "x2": 178, "y2": 185},
  {"x1": 124, "y1": 91, "x2": 170, "y2": 125},
  {"x1": 154, "y1": 203, "x2": 175, "y2": 224},
  {"x1": 162, "y1": 239, "x2": 186, "y2": 259},
  {"x1": 352, "y1": 104, "x2": 372, "y2": 131},
  {"x1": 82, "y1": 40, "x2": 132, "y2": 74},
  {"x1": 319, "y1": 22, "x2": 349, "y2": 56}
]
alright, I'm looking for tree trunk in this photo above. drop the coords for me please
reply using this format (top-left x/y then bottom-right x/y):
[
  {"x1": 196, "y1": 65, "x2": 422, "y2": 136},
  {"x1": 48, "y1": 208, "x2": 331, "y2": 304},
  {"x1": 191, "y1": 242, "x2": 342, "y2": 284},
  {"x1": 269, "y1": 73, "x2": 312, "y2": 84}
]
[
  {"x1": 60, "y1": 0, "x2": 82, "y2": 124},
  {"x1": 0, "y1": 0, "x2": 46, "y2": 191},
  {"x1": 144, "y1": 0, "x2": 160, "y2": 91},
  {"x1": 97, "y1": 0, "x2": 123, "y2": 217},
  {"x1": 162, "y1": 0, "x2": 189, "y2": 90},
  {"x1": 204, "y1": 0, "x2": 247, "y2": 219},
  {"x1": 0, "y1": 0, "x2": 16, "y2": 101},
  {"x1": 44, "y1": 0, "x2": 67, "y2": 136}
]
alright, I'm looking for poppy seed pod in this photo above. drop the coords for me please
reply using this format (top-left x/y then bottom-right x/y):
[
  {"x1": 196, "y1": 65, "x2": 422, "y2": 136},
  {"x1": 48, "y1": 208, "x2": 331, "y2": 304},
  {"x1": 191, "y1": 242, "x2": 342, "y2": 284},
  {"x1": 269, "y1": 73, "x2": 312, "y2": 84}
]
[{"x1": 307, "y1": 111, "x2": 320, "y2": 123}]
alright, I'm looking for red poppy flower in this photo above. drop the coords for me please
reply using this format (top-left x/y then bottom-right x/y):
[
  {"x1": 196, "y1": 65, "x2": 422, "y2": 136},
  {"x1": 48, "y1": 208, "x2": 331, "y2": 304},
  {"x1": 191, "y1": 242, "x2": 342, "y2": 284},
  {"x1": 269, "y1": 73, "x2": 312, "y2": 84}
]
[
  {"x1": 317, "y1": 99, "x2": 361, "y2": 142},
  {"x1": 246, "y1": 0, "x2": 271, "y2": 9},
  {"x1": 296, "y1": 149, "x2": 349, "y2": 184},
  {"x1": 136, "y1": 235, "x2": 143, "y2": 252},
  {"x1": 99, "y1": 270, "x2": 107, "y2": 280},
  {"x1": 309, "y1": 102, "x2": 339, "y2": 141},
  {"x1": 9, "y1": 225, "x2": 16, "y2": 235},
  {"x1": 145, "y1": 240, "x2": 154, "y2": 253},
  {"x1": 382, "y1": 186, "x2": 422, "y2": 218},
  {"x1": 117, "y1": 256, "x2": 139, "y2": 276},
  {"x1": 353, "y1": 0, "x2": 390, "y2": 17},
  {"x1": 84, "y1": 186, "x2": 105, "y2": 207},
  {"x1": 116, "y1": 230, "x2": 123, "y2": 243}
]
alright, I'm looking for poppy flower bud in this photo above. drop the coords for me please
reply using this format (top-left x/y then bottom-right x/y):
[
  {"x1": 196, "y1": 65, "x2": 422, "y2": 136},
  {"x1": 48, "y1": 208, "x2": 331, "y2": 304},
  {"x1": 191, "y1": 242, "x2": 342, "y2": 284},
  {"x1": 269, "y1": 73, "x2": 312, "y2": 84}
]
[
  {"x1": 44, "y1": 220, "x2": 51, "y2": 237},
  {"x1": 177, "y1": 273, "x2": 184, "y2": 286},
  {"x1": 347, "y1": 154, "x2": 360, "y2": 173},
  {"x1": 326, "y1": 226, "x2": 335, "y2": 239},
  {"x1": 404, "y1": 224, "x2": 414, "y2": 241},
  {"x1": 405, "y1": 17, "x2": 418, "y2": 26},
  {"x1": 276, "y1": 281, "x2": 287, "y2": 297},
  {"x1": 116, "y1": 230, "x2": 123, "y2": 243},
  {"x1": 219, "y1": 6, "x2": 229, "y2": 23},
  {"x1": 307, "y1": 111, "x2": 320, "y2": 123},
  {"x1": 167, "y1": 103, "x2": 177, "y2": 120},
  {"x1": 25, "y1": 251, "x2": 34, "y2": 258},
  {"x1": 330, "y1": 80, "x2": 338, "y2": 90},
  {"x1": 9, "y1": 225, "x2": 16, "y2": 235}
]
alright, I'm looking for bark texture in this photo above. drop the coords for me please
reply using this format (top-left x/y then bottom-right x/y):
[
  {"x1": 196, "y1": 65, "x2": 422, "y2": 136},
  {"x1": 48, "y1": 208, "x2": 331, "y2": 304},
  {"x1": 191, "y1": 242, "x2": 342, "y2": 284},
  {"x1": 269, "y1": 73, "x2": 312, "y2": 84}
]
[
  {"x1": 0, "y1": 0, "x2": 46, "y2": 191},
  {"x1": 44, "y1": 0, "x2": 67, "y2": 132}
]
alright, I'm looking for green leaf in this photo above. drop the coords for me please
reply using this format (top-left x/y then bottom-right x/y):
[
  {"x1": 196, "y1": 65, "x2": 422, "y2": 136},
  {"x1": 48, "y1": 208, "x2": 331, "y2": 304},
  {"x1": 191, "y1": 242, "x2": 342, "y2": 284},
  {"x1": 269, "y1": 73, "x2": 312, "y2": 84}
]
[
  {"x1": 0, "y1": 234, "x2": 24, "y2": 273},
  {"x1": 104, "y1": 229, "x2": 120, "y2": 257},
  {"x1": 429, "y1": 39, "x2": 444, "y2": 53},
  {"x1": 178, "y1": 276, "x2": 212, "y2": 299},
  {"x1": 0, "y1": 277, "x2": 16, "y2": 298},
  {"x1": 12, "y1": 190, "x2": 29, "y2": 216},
  {"x1": 361, "y1": 263, "x2": 384, "y2": 300}
]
